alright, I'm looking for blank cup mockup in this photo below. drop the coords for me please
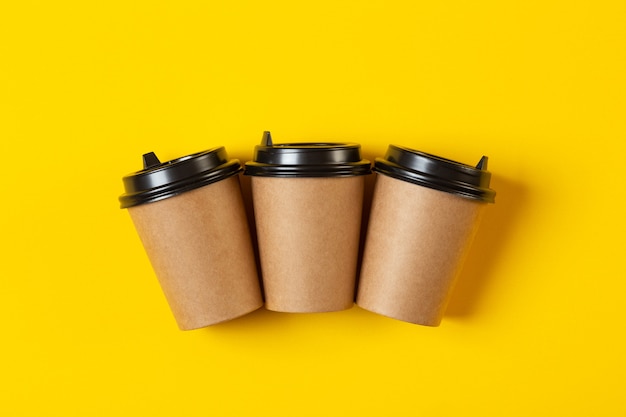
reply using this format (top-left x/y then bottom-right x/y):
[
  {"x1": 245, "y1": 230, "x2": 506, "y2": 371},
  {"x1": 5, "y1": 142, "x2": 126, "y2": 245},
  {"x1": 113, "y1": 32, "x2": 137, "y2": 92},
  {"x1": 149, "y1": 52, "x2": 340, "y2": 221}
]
[
  {"x1": 119, "y1": 148, "x2": 263, "y2": 330},
  {"x1": 356, "y1": 145, "x2": 496, "y2": 326},
  {"x1": 244, "y1": 132, "x2": 371, "y2": 313}
]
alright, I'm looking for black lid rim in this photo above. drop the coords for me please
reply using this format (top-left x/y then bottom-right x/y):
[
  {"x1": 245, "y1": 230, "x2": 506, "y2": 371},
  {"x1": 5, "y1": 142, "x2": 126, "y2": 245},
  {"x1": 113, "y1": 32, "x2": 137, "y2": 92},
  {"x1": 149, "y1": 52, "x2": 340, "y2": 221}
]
[
  {"x1": 253, "y1": 142, "x2": 364, "y2": 160},
  {"x1": 247, "y1": 139, "x2": 371, "y2": 177},
  {"x1": 375, "y1": 159, "x2": 495, "y2": 203},
  {"x1": 244, "y1": 160, "x2": 372, "y2": 177},
  {"x1": 262, "y1": 142, "x2": 362, "y2": 149},
  {"x1": 119, "y1": 162, "x2": 241, "y2": 208}
]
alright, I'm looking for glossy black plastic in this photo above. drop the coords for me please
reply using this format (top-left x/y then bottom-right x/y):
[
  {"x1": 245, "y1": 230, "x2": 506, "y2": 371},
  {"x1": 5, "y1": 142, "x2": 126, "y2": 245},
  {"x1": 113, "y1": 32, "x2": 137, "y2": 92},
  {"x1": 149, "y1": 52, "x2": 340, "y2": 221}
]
[
  {"x1": 375, "y1": 145, "x2": 496, "y2": 203},
  {"x1": 244, "y1": 131, "x2": 371, "y2": 177},
  {"x1": 119, "y1": 147, "x2": 241, "y2": 208}
]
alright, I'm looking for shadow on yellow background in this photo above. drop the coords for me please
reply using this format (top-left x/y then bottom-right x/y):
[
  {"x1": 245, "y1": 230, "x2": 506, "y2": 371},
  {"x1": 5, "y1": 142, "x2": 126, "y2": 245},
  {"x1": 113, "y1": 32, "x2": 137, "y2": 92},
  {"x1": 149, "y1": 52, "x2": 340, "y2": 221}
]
[{"x1": 447, "y1": 174, "x2": 529, "y2": 317}]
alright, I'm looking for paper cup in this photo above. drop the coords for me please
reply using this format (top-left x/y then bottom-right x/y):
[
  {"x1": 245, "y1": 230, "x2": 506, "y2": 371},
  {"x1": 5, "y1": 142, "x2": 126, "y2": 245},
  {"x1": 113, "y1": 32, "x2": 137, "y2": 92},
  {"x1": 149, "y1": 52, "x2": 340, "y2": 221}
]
[
  {"x1": 244, "y1": 132, "x2": 371, "y2": 312},
  {"x1": 119, "y1": 148, "x2": 263, "y2": 330},
  {"x1": 356, "y1": 145, "x2": 496, "y2": 326}
]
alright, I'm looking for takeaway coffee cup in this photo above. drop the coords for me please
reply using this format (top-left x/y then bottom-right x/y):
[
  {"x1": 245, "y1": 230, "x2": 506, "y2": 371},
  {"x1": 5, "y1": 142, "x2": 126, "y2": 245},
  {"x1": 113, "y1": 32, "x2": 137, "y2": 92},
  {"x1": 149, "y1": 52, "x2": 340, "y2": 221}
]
[
  {"x1": 119, "y1": 148, "x2": 263, "y2": 330},
  {"x1": 244, "y1": 132, "x2": 371, "y2": 313},
  {"x1": 356, "y1": 145, "x2": 496, "y2": 326}
]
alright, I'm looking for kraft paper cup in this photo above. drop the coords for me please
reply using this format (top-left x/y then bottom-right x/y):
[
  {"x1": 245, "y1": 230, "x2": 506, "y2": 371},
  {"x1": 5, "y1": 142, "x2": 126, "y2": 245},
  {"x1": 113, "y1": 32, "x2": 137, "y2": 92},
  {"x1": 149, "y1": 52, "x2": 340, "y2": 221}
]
[
  {"x1": 244, "y1": 132, "x2": 372, "y2": 313},
  {"x1": 356, "y1": 145, "x2": 496, "y2": 326},
  {"x1": 119, "y1": 148, "x2": 263, "y2": 330}
]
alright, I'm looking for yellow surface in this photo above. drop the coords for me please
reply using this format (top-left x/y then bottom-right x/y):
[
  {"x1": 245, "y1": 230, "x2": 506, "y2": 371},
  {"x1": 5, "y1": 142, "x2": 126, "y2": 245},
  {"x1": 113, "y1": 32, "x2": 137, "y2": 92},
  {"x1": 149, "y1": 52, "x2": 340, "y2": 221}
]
[{"x1": 1, "y1": 1, "x2": 625, "y2": 415}]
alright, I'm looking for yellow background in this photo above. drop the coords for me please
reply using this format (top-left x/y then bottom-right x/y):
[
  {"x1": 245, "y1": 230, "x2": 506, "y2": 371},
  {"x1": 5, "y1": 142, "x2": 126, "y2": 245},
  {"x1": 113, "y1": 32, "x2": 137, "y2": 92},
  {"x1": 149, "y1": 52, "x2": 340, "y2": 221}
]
[{"x1": 1, "y1": 1, "x2": 625, "y2": 415}]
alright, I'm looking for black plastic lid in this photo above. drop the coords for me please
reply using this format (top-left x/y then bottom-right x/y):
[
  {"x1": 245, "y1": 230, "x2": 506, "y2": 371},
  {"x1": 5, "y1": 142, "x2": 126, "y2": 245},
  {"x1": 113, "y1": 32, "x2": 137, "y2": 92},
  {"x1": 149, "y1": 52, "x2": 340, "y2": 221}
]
[
  {"x1": 375, "y1": 145, "x2": 496, "y2": 203},
  {"x1": 244, "y1": 131, "x2": 371, "y2": 177},
  {"x1": 119, "y1": 147, "x2": 241, "y2": 208}
]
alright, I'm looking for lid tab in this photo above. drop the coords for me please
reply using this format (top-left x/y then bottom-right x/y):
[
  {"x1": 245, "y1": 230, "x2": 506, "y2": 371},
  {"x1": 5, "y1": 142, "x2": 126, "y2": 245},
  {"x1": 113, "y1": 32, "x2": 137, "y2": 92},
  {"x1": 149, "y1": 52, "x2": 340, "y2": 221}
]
[
  {"x1": 261, "y1": 131, "x2": 273, "y2": 146},
  {"x1": 475, "y1": 155, "x2": 488, "y2": 170},
  {"x1": 142, "y1": 152, "x2": 162, "y2": 169}
]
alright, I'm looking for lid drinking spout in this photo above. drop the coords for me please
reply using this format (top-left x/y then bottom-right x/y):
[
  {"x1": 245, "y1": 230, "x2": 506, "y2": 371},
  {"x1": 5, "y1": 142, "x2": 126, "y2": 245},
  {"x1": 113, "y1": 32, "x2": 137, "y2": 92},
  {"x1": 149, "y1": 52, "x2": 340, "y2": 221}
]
[
  {"x1": 475, "y1": 156, "x2": 488, "y2": 170},
  {"x1": 261, "y1": 131, "x2": 273, "y2": 146},
  {"x1": 142, "y1": 152, "x2": 161, "y2": 169}
]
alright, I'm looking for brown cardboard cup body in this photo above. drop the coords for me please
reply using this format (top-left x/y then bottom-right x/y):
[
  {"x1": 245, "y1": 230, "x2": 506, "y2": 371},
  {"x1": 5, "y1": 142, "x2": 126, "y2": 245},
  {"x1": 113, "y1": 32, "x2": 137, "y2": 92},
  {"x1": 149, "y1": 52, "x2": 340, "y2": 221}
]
[
  {"x1": 128, "y1": 175, "x2": 263, "y2": 330},
  {"x1": 252, "y1": 176, "x2": 364, "y2": 312},
  {"x1": 356, "y1": 174, "x2": 486, "y2": 326}
]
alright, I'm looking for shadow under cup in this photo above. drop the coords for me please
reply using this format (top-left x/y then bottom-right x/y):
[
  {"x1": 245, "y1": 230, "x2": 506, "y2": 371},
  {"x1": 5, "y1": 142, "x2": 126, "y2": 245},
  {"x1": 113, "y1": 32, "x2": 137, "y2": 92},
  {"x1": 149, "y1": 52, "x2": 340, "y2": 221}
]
[
  {"x1": 356, "y1": 145, "x2": 496, "y2": 326},
  {"x1": 244, "y1": 132, "x2": 372, "y2": 313},
  {"x1": 119, "y1": 148, "x2": 263, "y2": 330}
]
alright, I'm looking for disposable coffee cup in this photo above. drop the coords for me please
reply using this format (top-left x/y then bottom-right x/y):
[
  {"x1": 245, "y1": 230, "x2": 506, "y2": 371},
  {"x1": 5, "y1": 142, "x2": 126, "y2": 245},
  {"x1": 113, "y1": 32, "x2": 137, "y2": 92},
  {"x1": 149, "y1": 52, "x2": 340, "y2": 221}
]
[
  {"x1": 244, "y1": 132, "x2": 371, "y2": 313},
  {"x1": 356, "y1": 145, "x2": 496, "y2": 326},
  {"x1": 119, "y1": 147, "x2": 263, "y2": 330}
]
